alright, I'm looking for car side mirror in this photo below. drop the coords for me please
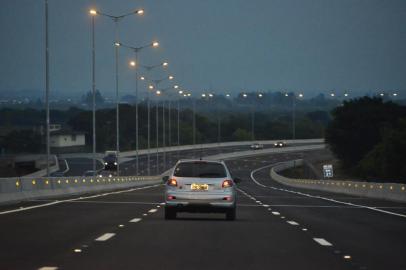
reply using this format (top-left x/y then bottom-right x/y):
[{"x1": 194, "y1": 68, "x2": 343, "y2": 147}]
[
  {"x1": 162, "y1": 175, "x2": 169, "y2": 183},
  {"x1": 233, "y1": 177, "x2": 242, "y2": 184}
]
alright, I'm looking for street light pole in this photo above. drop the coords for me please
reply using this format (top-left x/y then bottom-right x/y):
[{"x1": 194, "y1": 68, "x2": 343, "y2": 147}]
[
  {"x1": 151, "y1": 76, "x2": 174, "y2": 170},
  {"x1": 168, "y1": 100, "x2": 171, "y2": 167},
  {"x1": 193, "y1": 97, "x2": 196, "y2": 146},
  {"x1": 45, "y1": 0, "x2": 50, "y2": 177},
  {"x1": 217, "y1": 113, "x2": 221, "y2": 143},
  {"x1": 91, "y1": 12, "x2": 96, "y2": 175},
  {"x1": 135, "y1": 51, "x2": 139, "y2": 175},
  {"x1": 177, "y1": 92, "x2": 182, "y2": 159},
  {"x1": 90, "y1": 8, "x2": 144, "y2": 176},
  {"x1": 114, "y1": 26, "x2": 120, "y2": 176},
  {"x1": 123, "y1": 42, "x2": 159, "y2": 176},
  {"x1": 147, "y1": 89, "x2": 151, "y2": 175},
  {"x1": 156, "y1": 98, "x2": 159, "y2": 174},
  {"x1": 292, "y1": 95, "x2": 296, "y2": 140},
  {"x1": 141, "y1": 62, "x2": 167, "y2": 175},
  {"x1": 162, "y1": 100, "x2": 166, "y2": 170}
]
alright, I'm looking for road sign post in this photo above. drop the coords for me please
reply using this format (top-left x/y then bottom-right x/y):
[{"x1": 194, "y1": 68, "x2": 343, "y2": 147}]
[{"x1": 323, "y1": 164, "x2": 334, "y2": 178}]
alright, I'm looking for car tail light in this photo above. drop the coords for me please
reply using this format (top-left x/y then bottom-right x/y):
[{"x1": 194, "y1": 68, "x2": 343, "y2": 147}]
[
  {"x1": 167, "y1": 195, "x2": 176, "y2": 200},
  {"x1": 222, "y1": 180, "x2": 233, "y2": 188},
  {"x1": 167, "y1": 178, "x2": 177, "y2": 187}
]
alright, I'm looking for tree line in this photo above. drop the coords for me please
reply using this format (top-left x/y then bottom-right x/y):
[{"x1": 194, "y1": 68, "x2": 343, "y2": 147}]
[
  {"x1": 326, "y1": 97, "x2": 406, "y2": 182},
  {"x1": 0, "y1": 105, "x2": 328, "y2": 154}
]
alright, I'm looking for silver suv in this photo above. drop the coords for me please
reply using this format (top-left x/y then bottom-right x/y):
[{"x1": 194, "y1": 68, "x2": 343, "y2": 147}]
[{"x1": 164, "y1": 160, "x2": 237, "y2": 220}]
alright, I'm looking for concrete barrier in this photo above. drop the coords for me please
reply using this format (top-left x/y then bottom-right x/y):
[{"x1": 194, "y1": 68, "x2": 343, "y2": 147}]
[
  {"x1": 0, "y1": 175, "x2": 161, "y2": 205},
  {"x1": 60, "y1": 139, "x2": 324, "y2": 159},
  {"x1": 23, "y1": 155, "x2": 60, "y2": 178},
  {"x1": 270, "y1": 159, "x2": 406, "y2": 203},
  {"x1": 203, "y1": 144, "x2": 325, "y2": 161}
]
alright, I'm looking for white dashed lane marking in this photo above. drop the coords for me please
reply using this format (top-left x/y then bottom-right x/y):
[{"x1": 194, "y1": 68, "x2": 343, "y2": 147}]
[
  {"x1": 38, "y1": 267, "x2": 58, "y2": 270},
  {"x1": 95, "y1": 233, "x2": 116, "y2": 242},
  {"x1": 148, "y1": 209, "x2": 158, "y2": 213},
  {"x1": 313, "y1": 238, "x2": 333, "y2": 246},
  {"x1": 250, "y1": 164, "x2": 406, "y2": 219},
  {"x1": 287, "y1": 221, "x2": 299, "y2": 226},
  {"x1": 272, "y1": 211, "x2": 280, "y2": 215}
]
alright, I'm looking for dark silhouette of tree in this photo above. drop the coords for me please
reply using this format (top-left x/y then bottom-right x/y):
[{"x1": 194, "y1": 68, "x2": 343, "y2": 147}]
[
  {"x1": 326, "y1": 97, "x2": 406, "y2": 172},
  {"x1": 357, "y1": 118, "x2": 406, "y2": 182},
  {"x1": 1, "y1": 129, "x2": 42, "y2": 154}
]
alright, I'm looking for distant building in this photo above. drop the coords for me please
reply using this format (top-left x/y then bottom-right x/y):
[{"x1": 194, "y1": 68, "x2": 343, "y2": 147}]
[{"x1": 50, "y1": 129, "x2": 85, "y2": 148}]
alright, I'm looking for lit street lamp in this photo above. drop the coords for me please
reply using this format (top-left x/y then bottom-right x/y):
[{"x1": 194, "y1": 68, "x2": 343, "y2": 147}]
[
  {"x1": 285, "y1": 92, "x2": 304, "y2": 140},
  {"x1": 139, "y1": 62, "x2": 168, "y2": 175},
  {"x1": 242, "y1": 93, "x2": 255, "y2": 141},
  {"x1": 151, "y1": 75, "x2": 174, "y2": 170},
  {"x1": 89, "y1": 7, "x2": 144, "y2": 176},
  {"x1": 123, "y1": 41, "x2": 159, "y2": 175}
]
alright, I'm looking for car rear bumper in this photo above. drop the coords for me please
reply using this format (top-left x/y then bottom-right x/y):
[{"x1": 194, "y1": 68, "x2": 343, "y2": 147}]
[{"x1": 165, "y1": 190, "x2": 236, "y2": 212}]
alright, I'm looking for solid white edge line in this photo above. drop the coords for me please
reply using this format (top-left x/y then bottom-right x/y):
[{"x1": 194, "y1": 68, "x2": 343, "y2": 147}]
[
  {"x1": 250, "y1": 164, "x2": 406, "y2": 219},
  {"x1": 313, "y1": 238, "x2": 333, "y2": 246},
  {"x1": 95, "y1": 233, "x2": 116, "y2": 242},
  {"x1": 0, "y1": 184, "x2": 162, "y2": 215}
]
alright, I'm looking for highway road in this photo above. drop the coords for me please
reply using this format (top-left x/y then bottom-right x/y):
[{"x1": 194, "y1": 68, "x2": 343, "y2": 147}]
[
  {"x1": 63, "y1": 143, "x2": 308, "y2": 177},
  {"x1": 1, "y1": 150, "x2": 405, "y2": 270}
]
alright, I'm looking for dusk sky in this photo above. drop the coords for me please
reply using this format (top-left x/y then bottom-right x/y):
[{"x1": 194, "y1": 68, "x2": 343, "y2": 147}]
[{"x1": 1, "y1": 0, "x2": 406, "y2": 99}]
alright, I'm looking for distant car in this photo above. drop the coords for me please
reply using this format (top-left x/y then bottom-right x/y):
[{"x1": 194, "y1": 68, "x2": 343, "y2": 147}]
[
  {"x1": 164, "y1": 160, "x2": 238, "y2": 221},
  {"x1": 103, "y1": 151, "x2": 118, "y2": 171},
  {"x1": 250, "y1": 143, "x2": 264, "y2": 150},
  {"x1": 273, "y1": 141, "x2": 286, "y2": 147}
]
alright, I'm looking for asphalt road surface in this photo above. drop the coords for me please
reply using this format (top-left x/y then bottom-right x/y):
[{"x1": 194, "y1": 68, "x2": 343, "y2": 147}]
[
  {"x1": 63, "y1": 143, "x2": 307, "y2": 177},
  {"x1": 1, "y1": 151, "x2": 405, "y2": 270}
]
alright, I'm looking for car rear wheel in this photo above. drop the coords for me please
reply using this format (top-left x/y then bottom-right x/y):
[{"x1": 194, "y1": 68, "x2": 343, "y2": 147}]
[
  {"x1": 225, "y1": 207, "x2": 236, "y2": 221},
  {"x1": 165, "y1": 207, "x2": 177, "y2": 220}
]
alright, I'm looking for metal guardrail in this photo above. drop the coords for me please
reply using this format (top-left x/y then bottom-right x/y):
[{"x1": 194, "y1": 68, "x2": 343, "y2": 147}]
[{"x1": 270, "y1": 159, "x2": 406, "y2": 203}]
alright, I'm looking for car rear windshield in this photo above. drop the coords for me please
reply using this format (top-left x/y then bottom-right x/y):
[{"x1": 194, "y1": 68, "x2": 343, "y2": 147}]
[{"x1": 174, "y1": 162, "x2": 227, "y2": 178}]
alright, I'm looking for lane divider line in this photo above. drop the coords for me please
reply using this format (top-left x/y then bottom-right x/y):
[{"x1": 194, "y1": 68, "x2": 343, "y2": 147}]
[
  {"x1": 148, "y1": 209, "x2": 158, "y2": 213},
  {"x1": 250, "y1": 164, "x2": 406, "y2": 219},
  {"x1": 38, "y1": 267, "x2": 58, "y2": 270},
  {"x1": 287, "y1": 221, "x2": 299, "y2": 226},
  {"x1": 129, "y1": 218, "x2": 142, "y2": 223},
  {"x1": 95, "y1": 233, "x2": 115, "y2": 242},
  {"x1": 313, "y1": 238, "x2": 333, "y2": 246}
]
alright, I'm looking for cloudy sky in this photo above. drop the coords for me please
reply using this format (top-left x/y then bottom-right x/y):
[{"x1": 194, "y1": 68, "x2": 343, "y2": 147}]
[{"x1": 1, "y1": 0, "x2": 405, "y2": 99}]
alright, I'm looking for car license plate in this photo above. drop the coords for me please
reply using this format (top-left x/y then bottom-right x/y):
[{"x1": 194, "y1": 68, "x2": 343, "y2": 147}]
[{"x1": 191, "y1": 183, "x2": 209, "y2": 191}]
